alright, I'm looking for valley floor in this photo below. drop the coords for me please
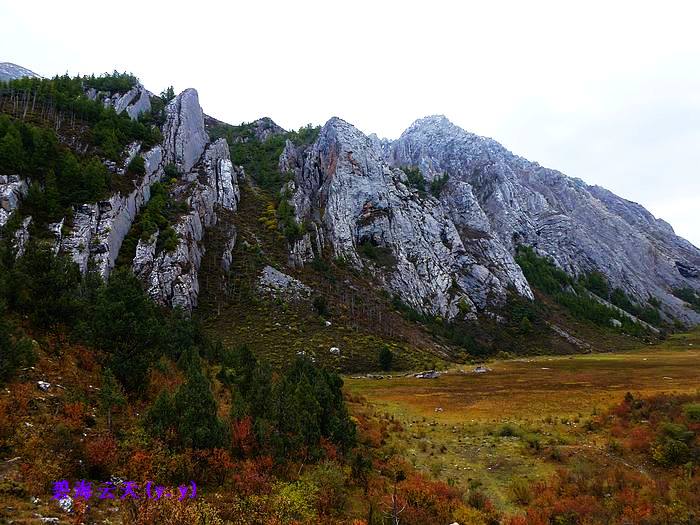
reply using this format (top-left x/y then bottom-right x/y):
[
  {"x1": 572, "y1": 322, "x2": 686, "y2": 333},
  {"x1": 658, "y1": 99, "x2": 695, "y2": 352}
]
[{"x1": 345, "y1": 330, "x2": 700, "y2": 512}]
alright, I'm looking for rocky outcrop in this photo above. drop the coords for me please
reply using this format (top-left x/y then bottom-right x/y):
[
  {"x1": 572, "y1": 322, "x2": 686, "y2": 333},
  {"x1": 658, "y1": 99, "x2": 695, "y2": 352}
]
[
  {"x1": 13, "y1": 216, "x2": 31, "y2": 257},
  {"x1": 133, "y1": 139, "x2": 239, "y2": 310},
  {"x1": 283, "y1": 117, "x2": 533, "y2": 319},
  {"x1": 390, "y1": 115, "x2": 700, "y2": 323},
  {"x1": 162, "y1": 89, "x2": 209, "y2": 173},
  {"x1": 257, "y1": 265, "x2": 311, "y2": 300},
  {"x1": 86, "y1": 83, "x2": 151, "y2": 121},
  {"x1": 60, "y1": 88, "x2": 216, "y2": 279},
  {"x1": 0, "y1": 175, "x2": 28, "y2": 227},
  {"x1": 250, "y1": 117, "x2": 285, "y2": 141},
  {"x1": 60, "y1": 146, "x2": 163, "y2": 276}
]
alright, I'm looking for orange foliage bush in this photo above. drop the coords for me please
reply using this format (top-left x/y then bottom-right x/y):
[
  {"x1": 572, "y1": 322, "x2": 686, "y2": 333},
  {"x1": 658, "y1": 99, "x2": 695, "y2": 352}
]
[{"x1": 85, "y1": 434, "x2": 118, "y2": 477}]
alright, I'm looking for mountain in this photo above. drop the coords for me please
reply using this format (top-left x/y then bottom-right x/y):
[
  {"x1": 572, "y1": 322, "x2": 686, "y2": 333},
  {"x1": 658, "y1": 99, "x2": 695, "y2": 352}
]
[
  {"x1": 2, "y1": 69, "x2": 699, "y2": 368},
  {"x1": 280, "y1": 115, "x2": 700, "y2": 325},
  {"x1": 0, "y1": 61, "x2": 41, "y2": 81}
]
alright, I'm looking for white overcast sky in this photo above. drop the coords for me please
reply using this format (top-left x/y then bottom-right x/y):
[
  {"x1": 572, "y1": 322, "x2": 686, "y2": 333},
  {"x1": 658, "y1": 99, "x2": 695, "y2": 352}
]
[{"x1": 2, "y1": 0, "x2": 699, "y2": 246}]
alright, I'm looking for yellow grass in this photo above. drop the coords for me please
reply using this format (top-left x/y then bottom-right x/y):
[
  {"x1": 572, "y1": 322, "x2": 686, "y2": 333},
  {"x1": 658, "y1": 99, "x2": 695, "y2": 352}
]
[{"x1": 345, "y1": 330, "x2": 700, "y2": 511}]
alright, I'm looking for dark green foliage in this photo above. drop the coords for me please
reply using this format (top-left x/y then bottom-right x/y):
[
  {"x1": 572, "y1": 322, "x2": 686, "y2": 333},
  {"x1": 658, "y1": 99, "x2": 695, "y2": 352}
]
[
  {"x1": 83, "y1": 71, "x2": 137, "y2": 93},
  {"x1": 208, "y1": 122, "x2": 288, "y2": 192},
  {"x1": 84, "y1": 268, "x2": 164, "y2": 392},
  {"x1": 391, "y1": 295, "x2": 487, "y2": 356},
  {"x1": 357, "y1": 239, "x2": 397, "y2": 269},
  {"x1": 146, "y1": 389, "x2": 176, "y2": 440},
  {"x1": 277, "y1": 193, "x2": 304, "y2": 240},
  {"x1": 126, "y1": 154, "x2": 145, "y2": 176},
  {"x1": 0, "y1": 119, "x2": 111, "y2": 223},
  {"x1": 429, "y1": 172, "x2": 449, "y2": 197},
  {"x1": 173, "y1": 352, "x2": 228, "y2": 449},
  {"x1": 312, "y1": 295, "x2": 328, "y2": 316},
  {"x1": 0, "y1": 317, "x2": 36, "y2": 384},
  {"x1": 116, "y1": 182, "x2": 183, "y2": 266},
  {"x1": 208, "y1": 122, "x2": 319, "y2": 194},
  {"x1": 1, "y1": 74, "x2": 161, "y2": 160},
  {"x1": 580, "y1": 271, "x2": 610, "y2": 298},
  {"x1": 515, "y1": 246, "x2": 572, "y2": 295},
  {"x1": 378, "y1": 345, "x2": 393, "y2": 371},
  {"x1": 219, "y1": 346, "x2": 355, "y2": 460},
  {"x1": 163, "y1": 163, "x2": 179, "y2": 179},
  {"x1": 7, "y1": 245, "x2": 82, "y2": 328},
  {"x1": 402, "y1": 166, "x2": 427, "y2": 192},
  {"x1": 99, "y1": 367, "x2": 125, "y2": 431},
  {"x1": 516, "y1": 246, "x2": 654, "y2": 334},
  {"x1": 673, "y1": 287, "x2": 700, "y2": 313}
]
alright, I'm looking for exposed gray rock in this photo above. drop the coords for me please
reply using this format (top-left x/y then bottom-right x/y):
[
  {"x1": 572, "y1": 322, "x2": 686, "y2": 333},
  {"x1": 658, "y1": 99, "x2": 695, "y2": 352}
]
[
  {"x1": 13, "y1": 216, "x2": 31, "y2": 257},
  {"x1": 257, "y1": 265, "x2": 311, "y2": 300},
  {"x1": 390, "y1": 115, "x2": 700, "y2": 324},
  {"x1": 0, "y1": 175, "x2": 28, "y2": 227},
  {"x1": 0, "y1": 62, "x2": 41, "y2": 81},
  {"x1": 547, "y1": 323, "x2": 592, "y2": 351},
  {"x1": 250, "y1": 117, "x2": 285, "y2": 142},
  {"x1": 162, "y1": 89, "x2": 209, "y2": 173},
  {"x1": 86, "y1": 83, "x2": 152, "y2": 121},
  {"x1": 60, "y1": 146, "x2": 163, "y2": 276},
  {"x1": 284, "y1": 117, "x2": 532, "y2": 319},
  {"x1": 133, "y1": 139, "x2": 239, "y2": 310}
]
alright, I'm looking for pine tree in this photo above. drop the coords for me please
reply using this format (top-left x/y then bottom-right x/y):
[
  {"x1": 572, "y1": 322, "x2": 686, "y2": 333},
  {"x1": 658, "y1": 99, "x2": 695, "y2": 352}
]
[
  {"x1": 379, "y1": 345, "x2": 393, "y2": 371},
  {"x1": 0, "y1": 127, "x2": 25, "y2": 173},
  {"x1": 99, "y1": 367, "x2": 125, "y2": 432},
  {"x1": 173, "y1": 356, "x2": 227, "y2": 449}
]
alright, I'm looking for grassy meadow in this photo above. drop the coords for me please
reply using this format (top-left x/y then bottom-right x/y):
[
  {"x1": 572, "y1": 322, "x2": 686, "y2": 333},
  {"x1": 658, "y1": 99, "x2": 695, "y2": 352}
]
[{"x1": 345, "y1": 330, "x2": 700, "y2": 512}]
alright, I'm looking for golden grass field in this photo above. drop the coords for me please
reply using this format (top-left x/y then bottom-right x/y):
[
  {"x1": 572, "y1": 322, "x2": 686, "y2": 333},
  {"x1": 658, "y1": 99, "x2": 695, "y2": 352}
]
[{"x1": 345, "y1": 330, "x2": 700, "y2": 511}]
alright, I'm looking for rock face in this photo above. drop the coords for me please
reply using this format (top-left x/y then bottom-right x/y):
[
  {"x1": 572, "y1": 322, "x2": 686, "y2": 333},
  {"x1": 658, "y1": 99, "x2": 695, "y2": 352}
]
[
  {"x1": 162, "y1": 89, "x2": 209, "y2": 173},
  {"x1": 59, "y1": 88, "x2": 216, "y2": 280},
  {"x1": 133, "y1": 138, "x2": 239, "y2": 310},
  {"x1": 86, "y1": 83, "x2": 151, "y2": 121},
  {"x1": 0, "y1": 175, "x2": 28, "y2": 226},
  {"x1": 389, "y1": 115, "x2": 700, "y2": 323},
  {"x1": 257, "y1": 265, "x2": 311, "y2": 300},
  {"x1": 60, "y1": 147, "x2": 163, "y2": 276},
  {"x1": 0, "y1": 62, "x2": 41, "y2": 81},
  {"x1": 283, "y1": 117, "x2": 533, "y2": 319}
]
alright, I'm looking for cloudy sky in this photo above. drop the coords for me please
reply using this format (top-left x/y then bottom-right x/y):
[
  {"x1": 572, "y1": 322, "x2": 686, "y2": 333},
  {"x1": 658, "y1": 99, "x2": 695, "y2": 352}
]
[{"x1": 2, "y1": 0, "x2": 699, "y2": 246}]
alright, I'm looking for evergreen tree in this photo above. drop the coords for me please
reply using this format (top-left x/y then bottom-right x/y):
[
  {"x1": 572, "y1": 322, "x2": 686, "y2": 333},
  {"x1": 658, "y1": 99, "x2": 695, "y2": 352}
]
[
  {"x1": 379, "y1": 345, "x2": 393, "y2": 371},
  {"x1": 99, "y1": 367, "x2": 125, "y2": 432},
  {"x1": 173, "y1": 356, "x2": 227, "y2": 449},
  {"x1": 0, "y1": 127, "x2": 25, "y2": 173},
  {"x1": 146, "y1": 388, "x2": 176, "y2": 441}
]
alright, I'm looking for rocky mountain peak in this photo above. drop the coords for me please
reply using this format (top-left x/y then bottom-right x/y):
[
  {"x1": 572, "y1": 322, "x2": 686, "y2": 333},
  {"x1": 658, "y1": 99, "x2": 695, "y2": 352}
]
[{"x1": 0, "y1": 62, "x2": 41, "y2": 81}]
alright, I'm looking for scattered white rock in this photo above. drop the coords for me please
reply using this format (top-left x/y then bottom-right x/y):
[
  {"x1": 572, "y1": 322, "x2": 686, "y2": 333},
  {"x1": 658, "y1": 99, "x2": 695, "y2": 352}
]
[{"x1": 37, "y1": 381, "x2": 50, "y2": 392}]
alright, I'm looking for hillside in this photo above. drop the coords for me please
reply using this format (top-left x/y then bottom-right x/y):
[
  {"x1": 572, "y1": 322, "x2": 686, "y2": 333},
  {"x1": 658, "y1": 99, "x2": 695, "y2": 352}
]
[{"x1": 0, "y1": 67, "x2": 698, "y2": 524}]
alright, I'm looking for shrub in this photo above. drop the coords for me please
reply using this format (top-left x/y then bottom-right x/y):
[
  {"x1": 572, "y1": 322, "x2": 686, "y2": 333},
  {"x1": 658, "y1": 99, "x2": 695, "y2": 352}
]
[{"x1": 127, "y1": 155, "x2": 146, "y2": 176}]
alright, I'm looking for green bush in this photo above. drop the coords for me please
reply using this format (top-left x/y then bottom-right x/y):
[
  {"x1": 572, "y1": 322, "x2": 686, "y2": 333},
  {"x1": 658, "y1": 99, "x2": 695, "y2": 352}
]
[{"x1": 379, "y1": 345, "x2": 393, "y2": 371}]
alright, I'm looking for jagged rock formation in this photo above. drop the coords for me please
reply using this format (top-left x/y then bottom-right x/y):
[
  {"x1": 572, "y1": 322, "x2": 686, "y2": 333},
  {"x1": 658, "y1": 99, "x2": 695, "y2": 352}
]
[
  {"x1": 0, "y1": 62, "x2": 41, "y2": 81},
  {"x1": 0, "y1": 175, "x2": 28, "y2": 226},
  {"x1": 133, "y1": 138, "x2": 239, "y2": 310},
  {"x1": 389, "y1": 115, "x2": 700, "y2": 323},
  {"x1": 162, "y1": 89, "x2": 209, "y2": 173},
  {"x1": 86, "y1": 83, "x2": 151, "y2": 121},
  {"x1": 60, "y1": 147, "x2": 163, "y2": 275},
  {"x1": 58, "y1": 88, "x2": 216, "y2": 280},
  {"x1": 281, "y1": 117, "x2": 533, "y2": 319}
]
